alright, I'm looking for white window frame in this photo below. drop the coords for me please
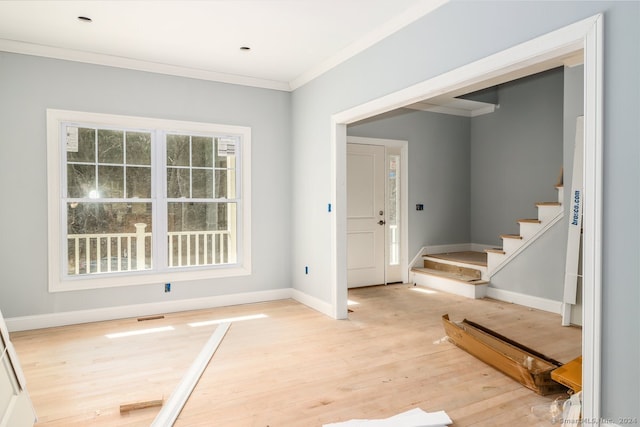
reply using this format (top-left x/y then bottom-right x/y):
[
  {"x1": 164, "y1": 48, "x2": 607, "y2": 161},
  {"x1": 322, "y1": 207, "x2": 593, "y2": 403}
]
[{"x1": 47, "y1": 109, "x2": 251, "y2": 292}]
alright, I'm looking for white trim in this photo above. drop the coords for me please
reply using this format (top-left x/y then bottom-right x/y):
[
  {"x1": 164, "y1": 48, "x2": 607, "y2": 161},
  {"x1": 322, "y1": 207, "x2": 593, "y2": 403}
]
[
  {"x1": 330, "y1": 13, "x2": 602, "y2": 418},
  {"x1": 0, "y1": 39, "x2": 290, "y2": 92},
  {"x1": 151, "y1": 322, "x2": 230, "y2": 427},
  {"x1": 4, "y1": 288, "x2": 291, "y2": 332},
  {"x1": 581, "y1": 14, "x2": 603, "y2": 423},
  {"x1": 291, "y1": 289, "x2": 334, "y2": 318},
  {"x1": 331, "y1": 122, "x2": 349, "y2": 319},
  {"x1": 46, "y1": 109, "x2": 252, "y2": 292},
  {"x1": 486, "y1": 287, "x2": 562, "y2": 315}
]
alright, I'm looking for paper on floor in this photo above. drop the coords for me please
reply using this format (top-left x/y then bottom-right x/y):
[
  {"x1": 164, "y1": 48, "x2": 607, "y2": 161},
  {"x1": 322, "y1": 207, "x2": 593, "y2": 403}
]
[{"x1": 323, "y1": 408, "x2": 452, "y2": 427}]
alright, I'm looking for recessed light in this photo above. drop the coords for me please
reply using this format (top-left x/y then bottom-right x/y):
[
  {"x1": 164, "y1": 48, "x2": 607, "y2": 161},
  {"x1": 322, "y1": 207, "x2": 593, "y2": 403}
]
[
  {"x1": 77, "y1": 16, "x2": 93, "y2": 23},
  {"x1": 239, "y1": 46, "x2": 251, "y2": 51}
]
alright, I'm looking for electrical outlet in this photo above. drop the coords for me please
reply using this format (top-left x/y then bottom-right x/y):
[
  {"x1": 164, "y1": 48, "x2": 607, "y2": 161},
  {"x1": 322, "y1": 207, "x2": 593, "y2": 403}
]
[{"x1": 164, "y1": 283, "x2": 171, "y2": 293}]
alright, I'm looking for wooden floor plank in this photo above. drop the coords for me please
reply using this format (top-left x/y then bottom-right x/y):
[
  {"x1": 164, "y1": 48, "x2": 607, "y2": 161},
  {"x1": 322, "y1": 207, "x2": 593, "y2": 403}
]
[{"x1": 10, "y1": 284, "x2": 581, "y2": 426}]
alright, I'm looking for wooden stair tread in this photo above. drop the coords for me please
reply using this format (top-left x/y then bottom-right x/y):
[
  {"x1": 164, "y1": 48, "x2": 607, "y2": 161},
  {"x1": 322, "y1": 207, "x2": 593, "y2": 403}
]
[
  {"x1": 500, "y1": 234, "x2": 522, "y2": 240},
  {"x1": 518, "y1": 218, "x2": 541, "y2": 224},
  {"x1": 485, "y1": 248, "x2": 506, "y2": 255},
  {"x1": 536, "y1": 201, "x2": 561, "y2": 206},
  {"x1": 411, "y1": 267, "x2": 488, "y2": 285}
]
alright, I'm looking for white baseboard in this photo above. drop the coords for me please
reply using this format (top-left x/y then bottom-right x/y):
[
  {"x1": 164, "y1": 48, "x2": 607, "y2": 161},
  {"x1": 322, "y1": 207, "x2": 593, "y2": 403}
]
[
  {"x1": 291, "y1": 289, "x2": 334, "y2": 318},
  {"x1": 486, "y1": 287, "x2": 562, "y2": 314},
  {"x1": 5, "y1": 288, "x2": 293, "y2": 332}
]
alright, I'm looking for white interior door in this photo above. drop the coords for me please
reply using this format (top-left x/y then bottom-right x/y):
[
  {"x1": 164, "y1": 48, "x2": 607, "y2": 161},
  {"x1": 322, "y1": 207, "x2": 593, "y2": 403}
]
[{"x1": 347, "y1": 143, "x2": 385, "y2": 288}]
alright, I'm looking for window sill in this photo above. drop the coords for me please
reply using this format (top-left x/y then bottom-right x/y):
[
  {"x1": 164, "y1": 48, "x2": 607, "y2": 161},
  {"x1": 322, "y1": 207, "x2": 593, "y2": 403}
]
[{"x1": 49, "y1": 265, "x2": 251, "y2": 293}]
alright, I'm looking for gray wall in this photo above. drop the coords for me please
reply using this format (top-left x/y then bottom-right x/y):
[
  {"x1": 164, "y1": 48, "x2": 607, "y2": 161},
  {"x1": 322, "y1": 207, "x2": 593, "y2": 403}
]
[
  {"x1": 470, "y1": 68, "x2": 564, "y2": 245},
  {"x1": 0, "y1": 52, "x2": 292, "y2": 318},
  {"x1": 291, "y1": 1, "x2": 639, "y2": 420},
  {"x1": 348, "y1": 110, "x2": 471, "y2": 258}
]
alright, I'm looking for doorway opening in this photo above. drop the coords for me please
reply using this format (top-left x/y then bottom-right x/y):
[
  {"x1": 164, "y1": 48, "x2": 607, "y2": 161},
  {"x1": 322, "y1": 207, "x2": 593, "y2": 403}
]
[
  {"x1": 330, "y1": 14, "x2": 602, "y2": 421},
  {"x1": 346, "y1": 137, "x2": 408, "y2": 288}
]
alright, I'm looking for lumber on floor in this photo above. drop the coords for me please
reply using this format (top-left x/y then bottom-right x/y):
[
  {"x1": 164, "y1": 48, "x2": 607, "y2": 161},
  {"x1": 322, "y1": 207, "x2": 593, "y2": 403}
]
[
  {"x1": 10, "y1": 285, "x2": 581, "y2": 427},
  {"x1": 119, "y1": 398, "x2": 163, "y2": 414}
]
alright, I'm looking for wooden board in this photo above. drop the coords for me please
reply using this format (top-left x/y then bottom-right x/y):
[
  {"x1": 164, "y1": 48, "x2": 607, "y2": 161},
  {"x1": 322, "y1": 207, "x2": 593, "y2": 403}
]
[
  {"x1": 426, "y1": 251, "x2": 487, "y2": 267},
  {"x1": 551, "y1": 356, "x2": 582, "y2": 392},
  {"x1": 423, "y1": 260, "x2": 482, "y2": 279},
  {"x1": 442, "y1": 314, "x2": 567, "y2": 395}
]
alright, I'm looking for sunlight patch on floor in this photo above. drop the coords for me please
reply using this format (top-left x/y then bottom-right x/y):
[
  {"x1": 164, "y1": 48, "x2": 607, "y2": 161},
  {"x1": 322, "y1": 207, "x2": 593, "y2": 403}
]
[
  {"x1": 410, "y1": 286, "x2": 438, "y2": 295},
  {"x1": 105, "y1": 325, "x2": 175, "y2": 339},
  {"x1": 188, "y1": 313, "x2": 268, "y2": 327}
]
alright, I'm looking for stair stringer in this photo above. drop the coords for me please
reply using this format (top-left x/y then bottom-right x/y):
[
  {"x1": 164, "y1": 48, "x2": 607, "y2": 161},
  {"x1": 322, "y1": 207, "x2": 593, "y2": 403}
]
[
  {"x1": 488, "y1": 210, "x2": 564, "y2": 277},
  {"x1": 487, "y1": 218, "x2": 567, "y2": 311}
]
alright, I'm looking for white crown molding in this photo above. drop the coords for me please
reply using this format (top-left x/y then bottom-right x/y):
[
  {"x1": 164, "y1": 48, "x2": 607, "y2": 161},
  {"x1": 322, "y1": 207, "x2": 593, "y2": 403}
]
[
  {"x1": 0, "y1": 0, "x2": 448, "y2": 93},
  {"x1": 0, "y1": 38, "x2": 292, "y2": 92},
  {"x1": 288, "y1": 0, "x2": 449, "y2": 90}
]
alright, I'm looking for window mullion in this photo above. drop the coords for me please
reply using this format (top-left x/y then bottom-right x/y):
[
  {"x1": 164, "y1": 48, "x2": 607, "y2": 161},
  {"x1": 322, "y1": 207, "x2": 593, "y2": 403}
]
[{"x1": 154, "y1": 130, "x2": 168, "y2": 271}]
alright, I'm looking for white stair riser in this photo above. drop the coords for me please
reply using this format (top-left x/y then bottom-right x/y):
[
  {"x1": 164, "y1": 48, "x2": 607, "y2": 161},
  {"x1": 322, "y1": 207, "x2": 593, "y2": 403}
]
[
  {"x1": 412, "y1": 273, "x2": 487, "y2": 299},
  {"x1": 503, "y1": 238, "x2": 524, "y2": 253},
  {"x1": 519, "y1": 222, "x2": 541, "y2": 240},
  {"x1": 537, "y1": 205, "x2": 562, "y2": 222},
  {"x1": 487, "y1": 251, "x2": 505, "y2": 269}
]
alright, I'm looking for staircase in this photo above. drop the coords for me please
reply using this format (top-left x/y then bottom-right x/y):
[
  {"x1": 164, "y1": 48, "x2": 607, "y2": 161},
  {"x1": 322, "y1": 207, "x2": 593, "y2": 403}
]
[
  {"x1": 485, "y1": 185, "x2": 564, "y2": 276},
  {"x1": 411, "y1": 184, "x2": 564, "y2": 299},
  {"x1": 411, "y1": 250, "x2": 489, "y2": 298}
]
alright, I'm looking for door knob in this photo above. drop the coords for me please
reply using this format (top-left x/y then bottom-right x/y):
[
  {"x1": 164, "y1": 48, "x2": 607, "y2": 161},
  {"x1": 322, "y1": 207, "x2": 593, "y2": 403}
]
[{"x1": 378, "y1": 220, "x2": 386, "y2": 225}]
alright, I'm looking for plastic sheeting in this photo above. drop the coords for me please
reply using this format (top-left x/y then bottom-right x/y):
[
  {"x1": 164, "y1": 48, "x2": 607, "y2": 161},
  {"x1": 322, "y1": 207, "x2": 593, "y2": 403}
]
[{"x1": 323, "y1": 408, "x2": 452, "y2": 427}]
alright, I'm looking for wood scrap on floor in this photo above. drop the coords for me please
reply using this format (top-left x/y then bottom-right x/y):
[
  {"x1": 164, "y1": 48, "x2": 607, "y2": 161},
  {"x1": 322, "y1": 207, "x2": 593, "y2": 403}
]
[
  {"x1": 551, "y1": 356, "x2": 582, "y2": 392},
  {"x1": 119, "y1": 397, "x2": 163, "y2": 414},
  {"x1": 442, "y1": 314, "x2": 567, "y2": 395}
]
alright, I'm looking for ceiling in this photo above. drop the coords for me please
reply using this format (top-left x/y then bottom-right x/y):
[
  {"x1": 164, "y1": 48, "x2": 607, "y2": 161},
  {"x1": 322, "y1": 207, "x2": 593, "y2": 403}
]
[{"x1": 0, "y1": 0, "x2": 447, "y2": 91}]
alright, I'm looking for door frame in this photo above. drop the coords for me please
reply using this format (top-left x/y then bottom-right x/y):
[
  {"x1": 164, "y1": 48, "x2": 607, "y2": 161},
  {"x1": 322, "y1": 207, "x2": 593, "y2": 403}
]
[
  {"x1": 347, "y1": 136, "x2": 409, "y2": 286},
  {"x1": 330, "y1": 14, "x2": 602, "y2": 421}
]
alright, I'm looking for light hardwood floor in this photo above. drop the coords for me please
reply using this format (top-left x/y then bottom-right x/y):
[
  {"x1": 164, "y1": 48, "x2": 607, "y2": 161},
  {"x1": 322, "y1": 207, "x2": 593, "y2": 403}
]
[{"x1": 10, "y1": 284, "x2": 581, "y2": 426}]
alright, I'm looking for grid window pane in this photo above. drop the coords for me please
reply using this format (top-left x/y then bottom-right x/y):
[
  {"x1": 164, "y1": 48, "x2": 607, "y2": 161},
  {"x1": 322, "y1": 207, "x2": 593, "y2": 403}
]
[
  {"x1": 192, "y1": 169, "x2": 213, "y2": 199},
  {"x1": 67, "y1": 164, "x2": 96, "y2": 198},
  {"x1": 126, "y1": 166, "x2": 151, "y2": 198},
  {"x1": 98, "y1": 165, "x2": 124, "y2": 198},
  {"x1": 166, "y1": 134, "x2": 190, "y2": 166},
  {"x1": 167, "y1": 168, "x2": 191, "y2": 198},
  {"x1": 192, "y1": 136, "x2": 213, "y2": 167},
  {"x1": 126, "y1": 132, "x2": 151, "y2": 165},
  {"x1": 67, "y1": 127, "x2": 96, "y2": 163},
  {"x1": 98, "y1": 129, "x2": 124, "y2": 164},
  {"x1": 214, "y1": 169, "x2": 236, "y2": 198}
]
